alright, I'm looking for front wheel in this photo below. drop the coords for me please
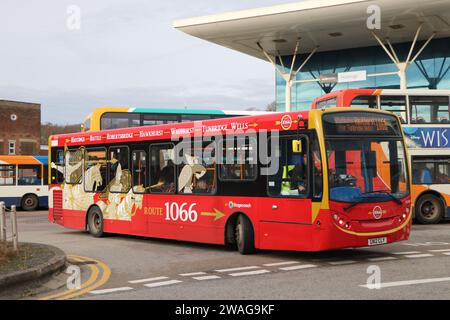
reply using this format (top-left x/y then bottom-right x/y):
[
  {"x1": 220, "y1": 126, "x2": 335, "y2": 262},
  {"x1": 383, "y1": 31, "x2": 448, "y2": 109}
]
[
  {"x1": 235, "y1": 215, "x2": 255, "y2": 255},
  {"x1": 22, "y1": 194, "x2": 39, "y2": 211},
  {"x1": 88, "y1": 207, "x2": 104, "y2": 237},
  {"x1": 415, "y1": 194, "x2": 444, "y2": 224}
]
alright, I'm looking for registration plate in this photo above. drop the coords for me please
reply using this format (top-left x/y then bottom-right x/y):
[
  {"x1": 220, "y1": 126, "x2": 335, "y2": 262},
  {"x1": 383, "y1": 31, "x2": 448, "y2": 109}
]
[{"x1": 368, "y1": 237, "x2": 387, "y2": 246}]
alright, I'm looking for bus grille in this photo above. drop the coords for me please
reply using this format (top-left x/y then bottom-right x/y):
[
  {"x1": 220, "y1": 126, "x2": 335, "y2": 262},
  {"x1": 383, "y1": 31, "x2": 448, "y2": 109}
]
[{"x1": 53, "y1": 189, "x2": 63, "y2": 224}]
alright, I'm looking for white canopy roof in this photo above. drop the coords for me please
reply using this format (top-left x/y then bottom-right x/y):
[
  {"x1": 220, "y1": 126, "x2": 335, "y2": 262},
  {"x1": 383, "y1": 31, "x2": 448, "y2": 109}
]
[{"x1": 174, "y1": 0, "x2": 450, "y2": 60}]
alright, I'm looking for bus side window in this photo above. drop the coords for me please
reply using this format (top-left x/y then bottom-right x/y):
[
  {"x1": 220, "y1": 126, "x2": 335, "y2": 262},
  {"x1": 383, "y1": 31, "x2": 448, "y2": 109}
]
[
  {"x1": 268, "y1": 136, "x2": 309, "y2": 197},
  {"x1": 18, "y1": 165, "x2": 41, "y2": 186},
  {"x1": 350, "y1": 95, "x2": 377, "y2": 109},
  {"x1": 108, "y1": 146, "x2": 131, "y2": 193},
  {"x1": 410, "y1": 96, "x2": 449, "y2": 124},
  {"x1": 380, "y1": 96, "x2": 407, "y2": 124},
  {"x1": 132, "y1": 150, "x2": 148, "y2": 193},
  {"x1": 149, "y1": 144, "x2": 175, "y2": 194},
  {"x1": 51, "y1": 149, "x2": 65, "y2": 184},
  {"x1": 311, "y1": 137, "x2": 323, "y2": 199},
  {"x1": 84, "y1": 148, "x2": 107, "y2": 192},
  {"x1": 219, "y1": 137, "x2": 257, "y2": 182},
  {"x1": 0, "y1": 165, "x2": 16, "y2": 186},
  {"x1": 176, "y1": 141, "x2": 216, "y2": 195}
]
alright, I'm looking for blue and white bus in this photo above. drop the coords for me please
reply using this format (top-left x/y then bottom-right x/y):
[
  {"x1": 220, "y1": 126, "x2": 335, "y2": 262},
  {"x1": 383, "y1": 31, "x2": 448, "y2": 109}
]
[{"x1": 0, "y1": 155, "x2": 48, "y2": 210}]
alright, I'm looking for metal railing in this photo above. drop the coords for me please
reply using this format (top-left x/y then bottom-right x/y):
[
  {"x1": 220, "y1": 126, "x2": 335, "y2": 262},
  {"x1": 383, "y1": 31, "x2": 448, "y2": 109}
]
[{"x1": 0, "y1": 202, "x2": 18, "y2": 251}]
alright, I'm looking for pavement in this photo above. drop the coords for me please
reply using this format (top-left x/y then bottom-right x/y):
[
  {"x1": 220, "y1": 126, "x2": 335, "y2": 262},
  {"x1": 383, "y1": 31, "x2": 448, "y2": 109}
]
[{"x1": 11, "y1": 210, "x2": 450, "y2": 300}]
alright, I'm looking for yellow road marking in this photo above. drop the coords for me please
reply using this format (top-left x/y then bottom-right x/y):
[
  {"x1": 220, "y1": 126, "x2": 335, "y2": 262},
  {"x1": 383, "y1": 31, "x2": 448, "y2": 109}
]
[
  {"x1": 57, "y1": 255, "x2": 111, "y2": 300},
  {"x1": 39, "y1": 255, "x2": 99, "y2": 300},
  {"x1": 39, "y1": 255, "x2": 111, "y2": 300}
]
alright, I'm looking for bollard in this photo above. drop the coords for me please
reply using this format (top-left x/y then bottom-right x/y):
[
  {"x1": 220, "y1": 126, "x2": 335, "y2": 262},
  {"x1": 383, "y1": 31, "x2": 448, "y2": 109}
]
[
  {"x1": 0, "y1": 202, "x2": 5, "y2": 242},
  {"x1": 11, "y1": 205, "x2": 18, "y2": 251}
]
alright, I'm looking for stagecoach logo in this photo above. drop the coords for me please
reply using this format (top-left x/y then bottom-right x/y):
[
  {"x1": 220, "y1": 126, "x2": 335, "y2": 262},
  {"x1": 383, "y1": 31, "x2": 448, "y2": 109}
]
[
  {"x1": 372, "y1": 206, "x2": 383, "y2": 220},
  {"x1": 228, "y1": 201, "x2": 252, "y2": 209},
  {"x1": 280, "y1": 115, "x2": 293, "y2": 130}
]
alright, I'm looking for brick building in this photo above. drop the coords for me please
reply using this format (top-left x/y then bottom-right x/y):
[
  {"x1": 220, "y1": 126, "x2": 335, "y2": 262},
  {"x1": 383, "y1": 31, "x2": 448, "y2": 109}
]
[{"x1": 0, "y1": 100, "x2": 41, "y2": 155}]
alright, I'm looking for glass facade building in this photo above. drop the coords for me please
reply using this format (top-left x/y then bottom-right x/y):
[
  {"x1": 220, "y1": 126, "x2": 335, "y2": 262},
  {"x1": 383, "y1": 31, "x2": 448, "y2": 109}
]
[{"x1": 276, "y1": 37, "x2": 450, "y2": 111}]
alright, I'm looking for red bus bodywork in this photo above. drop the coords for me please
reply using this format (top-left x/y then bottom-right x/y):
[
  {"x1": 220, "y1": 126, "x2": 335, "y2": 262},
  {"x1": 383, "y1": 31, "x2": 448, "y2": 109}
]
[{"x1": 48, "y1": 110, "x2": 411, "y2": 252}]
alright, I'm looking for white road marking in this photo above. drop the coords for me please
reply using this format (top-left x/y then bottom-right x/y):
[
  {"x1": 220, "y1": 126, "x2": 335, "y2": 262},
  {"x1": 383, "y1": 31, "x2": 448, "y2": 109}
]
[
  {"x1": 229, "y1": 269, "x2": 271, "y2": 277},
  {"x1": 128, "y1": 276, "x2": 169, "y2": 284},
  {"x1": 180, "y1": 272, "x2": 207, "y2": 277},
  {"x1": 192, "y1": 275, "x2": 221, "y2": 281},
  {"x1": 144, "y1": 280, "x2": 183, "y2": 288},
  {"x1": 367, "y1": 256, "x2": 398, "y2": 262},
  {"x1": 279, "y1": 264, "x2": 317, "y2": 271},
  {"x1": 263, "y1": 261, "x2": 299, "y2": 267},
  {"x1": 360, "y1": 277, "x2": 450, "y2": 289},
  {"x1": 442, "y1": 252, "x2": 450, "y2": 256},
  {"x1": 90, "y1": 287, "x2": 134, "y2": 295},
  {"x1": 429, "y1": 249, "x2": 450, "y2": 253},
  {"x1": 392, "y1": 251, "x2": 421, "y2": 255},
  {"x1": 216, "y1": 266, "x2": 260, "y2": 273},
  {"x1": 329, "y1": 260, "x2": 357, "y2": 265},
  {"x1": 405, "y1": 254, "x2": 434, "y2": 258}
]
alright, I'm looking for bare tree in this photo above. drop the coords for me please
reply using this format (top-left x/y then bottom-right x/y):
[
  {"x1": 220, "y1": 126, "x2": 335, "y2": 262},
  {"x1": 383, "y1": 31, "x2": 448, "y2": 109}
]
[{"x1": 266, "y1": 101, "x2": 277, "y2": 112}]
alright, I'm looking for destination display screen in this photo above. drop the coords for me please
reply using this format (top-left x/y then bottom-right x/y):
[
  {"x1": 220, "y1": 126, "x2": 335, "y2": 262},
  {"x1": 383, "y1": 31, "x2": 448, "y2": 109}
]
[{"x1": 323, "y1": 112, "x2": 402, "y2": 137}]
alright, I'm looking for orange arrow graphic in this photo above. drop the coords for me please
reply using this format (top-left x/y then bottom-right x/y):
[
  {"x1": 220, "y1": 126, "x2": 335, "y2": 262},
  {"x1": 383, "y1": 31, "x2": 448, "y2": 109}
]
[{"x1": 201, "y1": 209, "x2": 225, "y2": 221}]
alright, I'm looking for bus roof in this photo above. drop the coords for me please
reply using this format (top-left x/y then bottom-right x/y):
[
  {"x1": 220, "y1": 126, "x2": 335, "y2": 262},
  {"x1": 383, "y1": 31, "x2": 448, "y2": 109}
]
[
  {"x1": 89, "y1": 107, "x2": 268, "y2": 116},
  {"x1": 51, "y1": 108, "x2": 398, "y2": 148},
  {"x1": 0, "y1": 155, "x2": 48, "y2": 165},
  {"x1": 174, "y1": 0, "x2": 450, "y2": 60}
]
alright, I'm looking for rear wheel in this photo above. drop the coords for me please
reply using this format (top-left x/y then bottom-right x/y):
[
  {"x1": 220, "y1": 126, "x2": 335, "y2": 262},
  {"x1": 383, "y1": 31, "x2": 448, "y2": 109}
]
[
  {"x1": 88, "y1": 207, "x2": 104, "y2": 237},
  {"x1": 415, "y1": 194, "x2": 444, "y2": 224},
  {"x1": 235, "y1": 215, "x2": 255, "y2": 255},
  {"x1": 21, "y1": 194, "x2": 39, "y2": 211}
]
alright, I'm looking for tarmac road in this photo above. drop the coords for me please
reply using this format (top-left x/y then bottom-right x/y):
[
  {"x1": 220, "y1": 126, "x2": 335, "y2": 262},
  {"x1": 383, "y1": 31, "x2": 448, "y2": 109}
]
[{"x1": 13, "y1": 210, "x2": 450, "y2": 300}]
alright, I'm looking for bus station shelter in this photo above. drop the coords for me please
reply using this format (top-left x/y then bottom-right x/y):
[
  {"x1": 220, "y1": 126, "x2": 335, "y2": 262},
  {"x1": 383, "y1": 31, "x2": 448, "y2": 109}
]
[{"x1": 174, "y1": 0, "x2": 450, "y2": 112}]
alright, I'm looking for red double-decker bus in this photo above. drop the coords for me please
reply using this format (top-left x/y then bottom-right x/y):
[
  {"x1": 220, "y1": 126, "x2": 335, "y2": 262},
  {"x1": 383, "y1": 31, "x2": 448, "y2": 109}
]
[{"x1": 48, "y1": 108, "x2": 412, "y2": 254}]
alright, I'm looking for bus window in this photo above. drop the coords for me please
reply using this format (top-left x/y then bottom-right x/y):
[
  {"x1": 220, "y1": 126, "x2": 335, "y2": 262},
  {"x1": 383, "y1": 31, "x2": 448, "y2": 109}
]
[
  {"x1": 18, "y1": 165, "x2": 41, "y2": 186},
  {"x1": 219, "y1": 137, "x2": 257, "y2": 181},
  {"x1": 268, "y1": 136, "x2": 309, "y2": 197},
  {"x1": 177, "y1": 142, "x2": 216, "y2": 194},
  {"x1": 410, "y1": 96, "x2": 450, "y2": 124},
  {"x1": 101, "y1": 113, "x2": 141, "y2": 130},
  {"x1": 412, "y1": 157, "x2": 450, "y2": 185},
  {"x1": 108, "y1": 146, "x2": 131, "y2": 193},
  {"x1": 181, "y1": 114, "x2": 211, "y2": 122},
  {"x1": 350, "y1": 95, "x2": 377, "y2": 109},
  {"x1": 142, "y1": 114, "x2": 178, "y2": 126},
  {"x1": 84, "y1": 148, "x2": 107, "y2": 192},
  {"x1": 311, "y1": 137, "x2": 323, "y2": 199},
  {"x1": 51, "y1": 149, "x2": 65, "y2": 184},
  {"x1": 0, "y1": 165, "x2": 16, "y2": 186},
  {"x1": 149, "y1": 144, "x2": 175, "y2": 194},
  {"x1": 316, "y1": 98, "x2": 337, "y2": 109},
  {"x1": 380, "y1": 96, "x2": 407, "y2": 123},
  {"x1": 65, "y1": 149, "x2": 83, "y2": 184},
  {"x1": 132, "y1": 150, "x2": 148, "y2": 193}
]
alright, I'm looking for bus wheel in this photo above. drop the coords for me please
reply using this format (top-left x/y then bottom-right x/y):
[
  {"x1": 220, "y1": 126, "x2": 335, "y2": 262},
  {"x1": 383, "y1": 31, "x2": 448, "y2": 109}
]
[
  {"x1": 415, "y1": 194, "x2": 444, "y2": 224},
  {"x1": 21, "y1": 194, "x2": 39, "y2": 211},
  {"x1": 235, "y1": 215, "x2": 255, "y2": 255},
  {"x1": 88, "y1": 207, "x2": 104, "y2": 237}
]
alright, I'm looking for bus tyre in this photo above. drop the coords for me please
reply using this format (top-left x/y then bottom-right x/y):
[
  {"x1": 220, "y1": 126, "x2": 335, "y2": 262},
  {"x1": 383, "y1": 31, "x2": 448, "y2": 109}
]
[
  {"x1": 88, "y1": 207, "x2": 104, "y2": 237},
  {"x1": 415, "y1": 194, "x2": 444, "y2": 224},
  {"x1": 235, "y1": 215, "x2": 255, "y2": 255},
  {"x1": 22, "y1": 194, "x2": 39, "y2": 211}
]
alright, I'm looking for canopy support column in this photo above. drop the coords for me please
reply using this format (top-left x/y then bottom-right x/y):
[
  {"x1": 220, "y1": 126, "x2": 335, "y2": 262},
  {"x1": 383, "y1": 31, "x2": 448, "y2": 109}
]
[
  {"x1": 372, "y1": 23, "x2": 436, "y2": 90},
  {"x1": 257, "y1": 42, "x2": 318, "y2": 112}
]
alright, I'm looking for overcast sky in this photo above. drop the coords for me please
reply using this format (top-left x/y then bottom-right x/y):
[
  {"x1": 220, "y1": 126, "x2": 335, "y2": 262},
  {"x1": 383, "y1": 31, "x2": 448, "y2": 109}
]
[{"x1": 0, "y1": 0, "x2": 289, "y2": 124}]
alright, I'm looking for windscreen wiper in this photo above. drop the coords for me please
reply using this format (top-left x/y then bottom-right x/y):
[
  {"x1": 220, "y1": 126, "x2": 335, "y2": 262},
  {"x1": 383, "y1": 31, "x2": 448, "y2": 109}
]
[
  {"x1": 344, "y1": 190, "x2": 402, "y2": 211},
  {"x1": 363, "y1": 190, "x2": 402, "y2": 205},
  {"x1": 343, "y1": 199, "x2": 367, "y2": 211}
]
